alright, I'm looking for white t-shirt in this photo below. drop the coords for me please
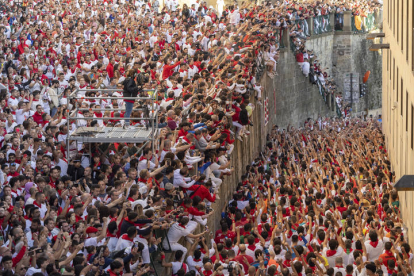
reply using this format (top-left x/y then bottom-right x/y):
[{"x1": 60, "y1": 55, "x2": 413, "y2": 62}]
[
  {"x1": 322, "y1": 246, "x2": 344, "y2": 268},
  {"x1": 364, "y1": 239, "x2": 384, "y2": 262},
  {"x1": 301, "y1": 62, "x2": 310, "y2": 75},
  {"x1": 15, "y1": 109, "x2": 34, "y2": 125},
  {"x1": 165, "y1": 223, "x2": 190, "y2": 244}
]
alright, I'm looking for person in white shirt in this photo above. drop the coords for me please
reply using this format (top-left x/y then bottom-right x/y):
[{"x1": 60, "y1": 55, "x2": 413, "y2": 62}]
[
  {"x1": 333, "y1": 257, "x2": 346, "y2": 276},
  {"x1": 301, "y1": 58, "x2": 310, "y2": 77},
  {"x1": 84, "y1": 218, "x2": 108, "y2": 248},
  {"x1": 173, "y1": 167, "x2": 196, "y2": 189},
  {"x1": 81, "y1": 54, "x2": 96, "y2": 74},
  {"x1": 161, "y1": 250, "x2": 189, "y2": 275},
  {"x1": 137, "y1": 148, "x2": 159, "y2": 173},
  {"x1": 186, "y1": 240, "x2": 206, "y2": 273},
  {"x1": 33, "y1": 192, "x2": 48, "y2": 219},
  {"x1": 229, "y1": 9, "x2": 241, "y2": 25},
  {"x1": 323, "y1": 237, "x2": 345, "y2": 268},
  {"x1": 163, "y1": 217, "x2": 207, "y2": 257},
  {"x1": 106, "y1": 221, "x2": 120, "y2": 252},
  {"x1": 15, "y1": 95, "x2": 34, "y2": 125},
  {"x1": 364, "y1": 230, "x2": 384, "y2": 262},
  {"x1": 245, "y1": 234, "x2": 264, "y2": 261},
  {"x1": 115, "y1": 227, "x2": 136, "y2": 251},
  {"x1": 134, "y1": 226, "x2": 153, "y2": 265},
  {"x1": 7, "y1": 90, "x2": 20, "y2": 113}
]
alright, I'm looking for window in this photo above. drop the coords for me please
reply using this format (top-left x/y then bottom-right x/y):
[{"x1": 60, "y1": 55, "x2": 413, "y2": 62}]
[
  {"x1": 387, "y1": 51, "x2": 389, "y2": 71},
  {"x1": 393, "y1": 59, "x2": 395, "y2": 87},
  {"x1": 397, "y1": 0, "x2": 400, "y2": 42},
  {"x1": 396, "y1": 68, "x2": 399, "y2": 99},
  {"x1": 407, "y1": 91, "x2": 409, "y2": 131},
  {"x1": 393, "y1": 0, "x2": 396, "y2": 34},
  {"x1": 401, "y1": 79, "x2": 403, "y2": 116},
  {"x1": 406, "y1": 0, "x2": 409, "y2": 58},
  {"x1": 412, "y1": 104, "x2": 414, "y2": 149},
  {"x1": 400, "y1": 0, "x2": 403, "y2": 49},
  {"x1": 389, "y1": 0, "x2": 391, "y2": 27},
  {"x1": 412, "y1": 0, "x2": 414, "y2": 70}
]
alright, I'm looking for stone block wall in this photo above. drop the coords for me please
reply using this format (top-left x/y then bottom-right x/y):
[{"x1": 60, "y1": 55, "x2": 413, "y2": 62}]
[
  {"x1": 306, "y1": 32, "x2": 383, "y2": 113},
  {"x1": 271, "y1": 50, "x2": 336, "y2": 128}
]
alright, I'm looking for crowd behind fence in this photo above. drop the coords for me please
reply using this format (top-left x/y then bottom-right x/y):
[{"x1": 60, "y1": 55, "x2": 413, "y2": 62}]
[{"x1": 276, "y1": 9, "x2": 382, "y2": 119}]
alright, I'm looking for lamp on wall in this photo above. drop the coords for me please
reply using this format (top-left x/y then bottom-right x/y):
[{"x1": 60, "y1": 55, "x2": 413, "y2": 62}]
[
  {"x1": 369, "y1": 44, "x2": 390, "y2": 52},
  {"x1": 366, "y1": 33, "x2": 385, "y2": 40},
  {"x1": 394, "y1": 175, "x2": 414, "y2": 191}
]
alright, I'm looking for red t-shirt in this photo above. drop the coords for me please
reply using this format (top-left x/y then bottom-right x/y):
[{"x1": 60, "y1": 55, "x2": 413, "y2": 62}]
[{"x1": 214, "y1": 230, "x2": 236, "y2": 244}]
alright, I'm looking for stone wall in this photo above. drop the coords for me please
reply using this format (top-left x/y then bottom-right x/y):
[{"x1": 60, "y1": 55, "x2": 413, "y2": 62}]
[
  {"x1": 271, "y1": 50, "x2": 336, "y2": 128},
  {"x1": 305, "y1": 34, "x2": 335, "y2": 79},
  {"x1": 348, "y1": 34, "x2": 383, "y2": 111},
  {"x1": 306, "y1": 32, "x2": 383, "y2": 114}
]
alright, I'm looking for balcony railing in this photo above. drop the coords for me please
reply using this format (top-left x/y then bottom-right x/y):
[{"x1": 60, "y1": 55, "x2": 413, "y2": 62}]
[
  {"x1": 352, "y1": 13, "x2": 376, "y2": 33},
  {"x1": 313, "y1": 15, "x2": 332, "y2": 35}
]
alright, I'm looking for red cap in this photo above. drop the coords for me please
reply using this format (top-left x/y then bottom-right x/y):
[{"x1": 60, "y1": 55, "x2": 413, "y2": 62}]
[{"x1": 86, "y1": 227, "x2": 98, "y2": 234}]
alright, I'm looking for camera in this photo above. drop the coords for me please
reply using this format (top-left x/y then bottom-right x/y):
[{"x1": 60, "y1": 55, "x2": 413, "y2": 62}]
[
  {"x1": 228, "y1": 263, "x2": 233, "y2": 273},
  {"x1": 136, "y1": 72, "x2": 149, "y2": 86}
]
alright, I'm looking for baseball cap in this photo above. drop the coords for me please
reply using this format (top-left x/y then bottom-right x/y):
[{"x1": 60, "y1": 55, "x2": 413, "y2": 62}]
[{"x1": 86, "y1": 227, "x2": 98, "y2": 234}]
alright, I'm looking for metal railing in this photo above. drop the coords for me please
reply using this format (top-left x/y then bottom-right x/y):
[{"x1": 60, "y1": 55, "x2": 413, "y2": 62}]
[
  {"x1": 315, "y1": 78, "x2": 342, "y2": 118},
  {"x1": 275, "y1": 28, "x2": 285, "y2": 49},
  {"x1": 335, "y1": 14, "x2": 344, "y2": 31},
  {"x1": 316, "y1": 79, "x2": 328, "y2": 104},
  {"x1": 336, "y1": 101, "x2": 343, "y2": 118},
  {"x1": 289, "y1": 11, "x2": 381, "y2": 36},
  {"x1": 296, "y1": 19, "x2": 310, "y2": 37},
  {"x1": 313, "y1": 15, "x2": 332, "y2": 35},
  {"x1": 65, "y1": 88, "x2": 159, "y2": 159},
  {"x1": 352, "y1": 13, "x2": 376, "y2": 33}
]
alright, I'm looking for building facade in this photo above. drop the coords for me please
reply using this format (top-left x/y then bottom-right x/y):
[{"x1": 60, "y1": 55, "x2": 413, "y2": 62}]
[{"x1": 382, "y1": 0, "x2": 414, "y2": 243}]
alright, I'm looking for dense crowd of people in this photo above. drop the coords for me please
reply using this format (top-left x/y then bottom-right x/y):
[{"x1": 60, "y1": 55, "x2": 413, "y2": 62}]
[{"x1": 0, "y1": 0, "x2": 399, "y2": 276}]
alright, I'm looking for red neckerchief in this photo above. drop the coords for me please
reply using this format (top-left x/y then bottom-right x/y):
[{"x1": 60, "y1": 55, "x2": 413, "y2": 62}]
[
  {"x1": 121, "y1": 234, "x2": 134, "y2": 242},
  {"x1": 369, "y1": 240, "x2": 379, "y2": 248},
  {"x1": 282, "y1": 260, "x2": 291, "y2": 267},
  {"x1": 387, "y1": 268, "x2": 397, "y2": 275},
  {"x1": 326, "y1": 249, "x2": 337, "y2": 257},
  {"x1": 137, "y1": 178, "x2": 147, "y2": 183},
  {"x1": 124, "y1": 217, "x2": 136, "y2": 226}
]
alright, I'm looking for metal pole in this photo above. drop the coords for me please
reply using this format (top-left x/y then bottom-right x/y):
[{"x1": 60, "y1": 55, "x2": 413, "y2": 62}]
[
  {"x1": 76, "y1": 108, "x2": 151, "y2": 111},
  {"x1": 66, "y1": 88, "x2": 74, "y2": 161},
  {"x1": 69, "y1": 89, "x2": 157, "y2": 97},
  {"x1": 72, "y1": 96, "x2": 156, "y2": 100},
  {"x1": 154, "y1": 89, "x2": 158, "y2": 155},
  {"x1": 66, "y1": 116, "x2": 158, "y2": 120}
]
